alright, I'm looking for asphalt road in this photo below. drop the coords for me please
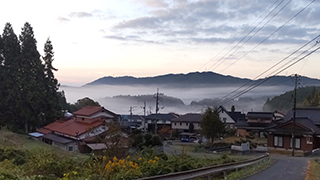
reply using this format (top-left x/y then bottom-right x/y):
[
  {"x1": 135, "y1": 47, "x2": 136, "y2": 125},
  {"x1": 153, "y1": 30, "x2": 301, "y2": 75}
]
[
  {"x1": 242, "y1": 155, "x2": 310, "y2": 180},
  {"x1": 163, "y1": 141, "x2": 311, "y2": 180}
]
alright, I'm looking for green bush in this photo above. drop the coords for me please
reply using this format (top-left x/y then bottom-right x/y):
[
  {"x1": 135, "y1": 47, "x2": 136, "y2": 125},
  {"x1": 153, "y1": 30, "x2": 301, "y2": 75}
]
[
  {"x1": 23, "y1": 149, "x2": 80, "y2": 178},
  {"x1": 0, "y1": 147, "x2": 26, "y2": 165}
]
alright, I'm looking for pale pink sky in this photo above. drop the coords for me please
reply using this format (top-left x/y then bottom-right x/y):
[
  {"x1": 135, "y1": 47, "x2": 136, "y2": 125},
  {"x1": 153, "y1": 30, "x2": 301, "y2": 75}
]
[{"x1": 1, "y1": 0, "x2": 320, "y2": 86}]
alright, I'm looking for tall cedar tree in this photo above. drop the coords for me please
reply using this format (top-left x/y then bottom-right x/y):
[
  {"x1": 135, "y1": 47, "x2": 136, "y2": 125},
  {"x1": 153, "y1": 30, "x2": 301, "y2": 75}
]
[
  {"x1": 19, "y1": 22, "x2": 46, "y2": 132},
  {"x1": 0, "y1": 23, "x2": 21, "y2": 128},
  {"x1": 200, "y1": 107, "x2": 225, "y2": 143},
  {"x1": 0, "y1": 34, "x2": 3, "y2": 126},
  {"x1": 42, "y1": 38, "x2": 63, "y2": 125}
]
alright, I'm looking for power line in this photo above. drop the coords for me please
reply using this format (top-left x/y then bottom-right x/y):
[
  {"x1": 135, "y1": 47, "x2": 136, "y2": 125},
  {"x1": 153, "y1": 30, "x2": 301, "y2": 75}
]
[
  {"x1": 218, "y1": 45, "x2": 320, "y2": 106},
  {"x1": 199, "y1": 0, "x2": 282, "y2": 71},
  {"x1": 214, "y1": 34, "x2": 320, "y2": 105},
  {"x1": 219, "y1": 0, "x2": 315, "y2": 73},
  {"x1": 209, "y1": 0, "x2": 286, "y2": 71},
  {"x1": 210, "y1": 0, "x2": 288, "y2": 71}
]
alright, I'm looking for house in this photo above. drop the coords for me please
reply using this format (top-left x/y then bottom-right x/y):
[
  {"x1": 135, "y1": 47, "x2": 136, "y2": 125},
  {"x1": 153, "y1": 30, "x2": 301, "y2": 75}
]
[
  {"x1": 145, "y1": 113, "x2": 180, "y2": 133},
  {"x1": 267, "y1": 108, "x2": 320, "y2": 154},
  {"x1": 171, "y1": 113, "x2": 202, "y2": 133},
  {"x1": 218, "y1": 106, "x2": 245, "y2": 129},
  {"x1": 235, "y1": 112, "x2": 276, "y2": 137},
  {"x1": 121, "y1": 115, "x2": 146, "y2": 131},
  {"x1": 38, "y1": 106, "x2": 119, "y2": 152}
]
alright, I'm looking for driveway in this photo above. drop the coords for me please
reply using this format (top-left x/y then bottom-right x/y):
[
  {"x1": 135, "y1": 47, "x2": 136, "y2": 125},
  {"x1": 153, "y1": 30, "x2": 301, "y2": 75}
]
[{"x1": 242, "y1": 155, "x2": 310, "y2": 180}]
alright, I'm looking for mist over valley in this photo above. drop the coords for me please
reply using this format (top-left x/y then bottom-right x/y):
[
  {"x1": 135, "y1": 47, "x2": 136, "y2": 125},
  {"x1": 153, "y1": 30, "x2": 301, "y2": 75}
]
[{"x1": 60, "y1": 72, "x2": 320, "y2": 115}]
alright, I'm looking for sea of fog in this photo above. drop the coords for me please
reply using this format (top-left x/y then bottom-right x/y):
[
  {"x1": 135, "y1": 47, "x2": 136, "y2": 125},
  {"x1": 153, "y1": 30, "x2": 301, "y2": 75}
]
[{"x1": 60, "y1": 85, "x2": 293, "y2": 115}]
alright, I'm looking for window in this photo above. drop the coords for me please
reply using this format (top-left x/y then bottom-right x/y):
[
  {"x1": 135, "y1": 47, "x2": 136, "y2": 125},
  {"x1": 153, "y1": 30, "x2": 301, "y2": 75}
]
[
  {"x1": 68, "y1": 146, "x2": 73, "y2": 151},
  {"x1": 186, "y1": 122, "x2": 189, "y2": 126},
  {"x1": 290, "y1": 138, "x2": 301, "y2": 149},
  {"x1": 174, "y1": 122, "x2": 176, "y2": 126},
  {"x1": 274, "y1": 136, "x2": 283, "y2": 147},
  {"x1": 180, "y1": 122, "x2": 182, "y2": 126}
]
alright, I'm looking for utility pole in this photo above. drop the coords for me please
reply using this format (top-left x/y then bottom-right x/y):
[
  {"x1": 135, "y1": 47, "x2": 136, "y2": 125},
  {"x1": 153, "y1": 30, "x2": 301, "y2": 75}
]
[
  {"x1": 140, "y1": 100, "x2": 147, "y2": 132},
  {"x1": 129, "y1": 106, "x2": 134, "y2": 122},
  {"x1": 154, "y1": 88, "x2": 164, "y2": 134},
  {"x1": 292, "y1": 74, "x2": 299, "y2": 156}
]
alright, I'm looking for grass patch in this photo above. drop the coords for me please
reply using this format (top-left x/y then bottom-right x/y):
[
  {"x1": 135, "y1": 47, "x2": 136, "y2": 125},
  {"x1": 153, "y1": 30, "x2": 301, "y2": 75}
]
[
  {"x1": 0, "y1": 129, "x2": 269, "y2": 180},
  {"x1": 219, "y1": 157, "x2": 275, "y2": 180},
  {"x1": 305, "y1": 159, "x2": 320, "y2": 180}
]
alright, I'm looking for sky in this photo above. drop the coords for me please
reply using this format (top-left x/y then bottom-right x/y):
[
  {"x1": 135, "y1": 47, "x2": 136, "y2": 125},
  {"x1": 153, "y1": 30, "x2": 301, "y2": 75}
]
[{"x1": 1, "y1": 0, "x2": 320, "y2": 86}]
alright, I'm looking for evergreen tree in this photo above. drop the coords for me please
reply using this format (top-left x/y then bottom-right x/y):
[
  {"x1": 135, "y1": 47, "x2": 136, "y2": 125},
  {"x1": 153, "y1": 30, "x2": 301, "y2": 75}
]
[
  {"x1": 0, "y1": 23, "x2": 21, "y2": 128},
  {"x1": 19, "y1": 22, "x2": 46, "y2": 132},
  {"x1": 69, "y1": 97, "x2": 101, "y2": 112},
  {"x1": 0, "y1": 34, "x2": 3, "y2": 62},
  {"x1": 188, "y1": 122, "x2": 194, "y2": 133},
  {"x1": 304, "y1": 87, "x2": 320, "y2": 107},
  {"x1": 0, "y1": 22, "x2": 64, "y2": 131},
  {"x1": 200, "y1": 107, "x2": 225, "y2": 143},
  {"x1": 0, "y1": 35, "x2": 3, "y2": 126},
  {"x1": 42, "y1": 38, "x2": 63, "y2": 125}
]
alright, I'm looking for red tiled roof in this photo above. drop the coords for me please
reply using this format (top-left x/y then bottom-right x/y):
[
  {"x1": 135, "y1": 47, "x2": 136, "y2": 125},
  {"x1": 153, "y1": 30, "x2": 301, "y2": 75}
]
[
  {"x1": 40, "y1": 118, "x2": 104, "y2": 137},
  {"x1": 73, "y1": 106, "x2": 118, "y2": 118},
  {"x1": 73, "y1": 106, "x2": 103, "y2": 116},
  {"x1": 37, "y1": 128, "x2": 52, "y2": 135}
]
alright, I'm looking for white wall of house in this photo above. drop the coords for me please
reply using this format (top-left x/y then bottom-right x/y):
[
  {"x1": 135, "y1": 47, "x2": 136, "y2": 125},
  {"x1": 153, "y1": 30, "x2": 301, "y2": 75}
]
[
  {"x1": 77, "y1": 111, "x2": 114, "y2": 119},
  {"x1": 172, "y1": 122, "x2": 201, "y2": 130},
  {"x1": 79, "y1": 125, "x2": 109, "y2": 140},
  {"x1": 52, "y1": 141, "x2": 78, "y2": 152},
  {"x1": 219, "y1": 111, "x2": 236, "y2": 124}
]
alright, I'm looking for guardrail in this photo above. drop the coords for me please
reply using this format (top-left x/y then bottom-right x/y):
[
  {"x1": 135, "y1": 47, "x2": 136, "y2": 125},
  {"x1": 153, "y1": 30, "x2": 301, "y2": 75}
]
[{"x1": 136, "y1": 153, "x2": 269, "y2": 180}]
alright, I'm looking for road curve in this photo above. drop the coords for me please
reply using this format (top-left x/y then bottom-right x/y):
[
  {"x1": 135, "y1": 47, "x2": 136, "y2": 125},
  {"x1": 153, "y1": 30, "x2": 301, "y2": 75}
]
[{"x1": 242, "y1": 155, "x2": 310, "y2": 180}]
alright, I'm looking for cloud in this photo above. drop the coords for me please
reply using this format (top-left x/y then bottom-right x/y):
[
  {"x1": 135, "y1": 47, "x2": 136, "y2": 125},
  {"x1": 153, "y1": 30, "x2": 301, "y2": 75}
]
[
  {"x1": 57, "y1": 16, "x2": 70, "y2": 22},
  {"x1": 107, "y1": 0, "x2": 320, "y2": 46},
  {"x1": 114, "y1": 16, "x2": 162, "y2": 29},
  {"x1": 104, "y1": 35, "x2": 126, "y2": 41},
  {"x1": 104, "y1": 35, "x2": 160, "y2": 44},
  {"x1": 69, "y1": 12, "x2": 93, "y2": 18},
  {"x1": 137, "y1": 0, "x2": 169, "y2": 8}
]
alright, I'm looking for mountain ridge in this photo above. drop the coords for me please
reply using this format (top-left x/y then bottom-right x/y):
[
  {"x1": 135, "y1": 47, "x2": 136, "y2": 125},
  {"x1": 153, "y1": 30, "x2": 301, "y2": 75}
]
[{"x1": 84, "y1": 71, "x2": 320, "y2": 87}]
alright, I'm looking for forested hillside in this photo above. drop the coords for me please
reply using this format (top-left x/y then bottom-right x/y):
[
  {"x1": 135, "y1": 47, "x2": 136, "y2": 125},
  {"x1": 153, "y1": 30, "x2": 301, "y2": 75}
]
[
  {"x1": 0, "y1": 22, "x2": 66, "y2": 132},
  {"x1": 262, "y1": 86, "x2": 320, "y2": 112}
]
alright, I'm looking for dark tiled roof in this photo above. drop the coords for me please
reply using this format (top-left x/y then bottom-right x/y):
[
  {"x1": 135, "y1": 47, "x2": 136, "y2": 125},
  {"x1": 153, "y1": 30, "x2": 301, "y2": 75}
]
[
  {"x1": 247, "y1": 112, "x2": 274, "y2": 119},
  {"x1": 121, "y1": 115, "x2": 145, "y2": 120},
  {"x1": 297, "y1": 118, "x2": 320, "y2": 134},
  {"x1": 235, "y1": 118, "x2": 276, "y2": 130},
  {"x1": 229, "y1": 112, "x2": 246, "y2": 122},
  {"x1": 146, "y1": 113, "x2": 179, "y2": 120},
  {"x1": 43, "y1": 133, "x2": 74, "y2": 144},
  {"x1": 284, "y1": 108, "x2": 320, "y2": 125},
  {"x1": 269, "y1": 117, "x2": 320, "y2": 135},
  {"x1": 172, "y1": 113, "x2": 202, "y2": 123}
]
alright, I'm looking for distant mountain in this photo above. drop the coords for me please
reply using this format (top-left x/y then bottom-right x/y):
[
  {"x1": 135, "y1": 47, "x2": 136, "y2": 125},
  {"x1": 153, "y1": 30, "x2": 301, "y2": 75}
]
[
  {"x1": 262, "y1": 86, "x2": 320, "y2": 113},
  {"x1": 84, "y1": 71, "x2": 251, "y2": 86},
  {"x1": 84, "y1": 71, "x2": 320, "y2": 87}
]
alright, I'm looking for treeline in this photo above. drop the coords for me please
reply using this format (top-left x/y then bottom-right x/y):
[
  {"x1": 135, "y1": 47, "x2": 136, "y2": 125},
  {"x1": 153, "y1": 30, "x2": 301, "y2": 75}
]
[
  {"x1": 0, "y1": 22, "x2": 67, "y2": 133},
  {"x1": 263, "y1": 86, "x2": 320, "y2": 112}
]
